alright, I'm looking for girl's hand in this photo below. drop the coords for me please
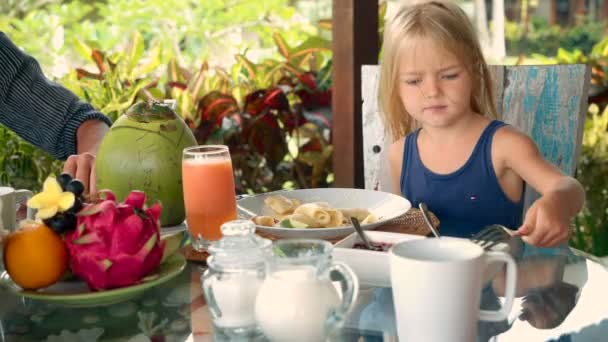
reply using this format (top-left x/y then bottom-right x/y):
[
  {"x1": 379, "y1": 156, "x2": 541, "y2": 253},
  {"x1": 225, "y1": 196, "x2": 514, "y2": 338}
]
[{"x1": 516, "y1": 193, "x2": 571, "y2": 247}]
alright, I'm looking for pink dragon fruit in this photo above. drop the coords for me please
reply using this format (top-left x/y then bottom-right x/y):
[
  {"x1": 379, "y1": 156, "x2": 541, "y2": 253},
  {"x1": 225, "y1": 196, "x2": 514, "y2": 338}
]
[{"x1": 64, "y1": 190, "x2": 165, "y2": 290}]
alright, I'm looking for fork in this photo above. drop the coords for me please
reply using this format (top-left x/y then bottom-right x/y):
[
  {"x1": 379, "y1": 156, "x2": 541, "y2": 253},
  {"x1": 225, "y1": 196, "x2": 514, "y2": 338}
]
[{"x1": 470, "y1": 224, "x2": 512, "y2": 251}]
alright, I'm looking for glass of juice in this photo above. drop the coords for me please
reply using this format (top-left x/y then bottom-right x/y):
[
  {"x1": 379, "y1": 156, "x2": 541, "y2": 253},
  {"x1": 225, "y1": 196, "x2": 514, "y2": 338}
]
[{"x1": 182, "y1": 145, "x2": 237, "y2": 252}]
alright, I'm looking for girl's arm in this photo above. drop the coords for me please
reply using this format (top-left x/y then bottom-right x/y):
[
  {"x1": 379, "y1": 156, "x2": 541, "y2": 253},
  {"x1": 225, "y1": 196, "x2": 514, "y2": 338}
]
[
  {"x1": 388, "y1": 137, "x2": 406, "y2": 195},
  {"x1": 495, "y1": 127, "x2": 585, "y2": 247}
]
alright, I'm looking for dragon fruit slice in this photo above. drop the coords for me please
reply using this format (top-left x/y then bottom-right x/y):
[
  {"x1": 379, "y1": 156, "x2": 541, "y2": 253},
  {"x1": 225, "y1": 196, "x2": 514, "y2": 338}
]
[{"x1": 64, "y1": 190, "x2": 165, "y2": 290}]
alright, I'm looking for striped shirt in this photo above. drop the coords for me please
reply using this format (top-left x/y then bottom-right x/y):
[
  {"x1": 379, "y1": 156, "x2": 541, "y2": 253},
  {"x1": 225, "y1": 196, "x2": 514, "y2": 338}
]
[{"x1": 0, "y1": 32, "x2": 112, "y2": 160}]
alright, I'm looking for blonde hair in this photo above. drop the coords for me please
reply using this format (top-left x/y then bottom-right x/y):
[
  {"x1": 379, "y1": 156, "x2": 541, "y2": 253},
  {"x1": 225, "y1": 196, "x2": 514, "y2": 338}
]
[{"x1": 378, "y1": 1, "x2": 497, "y2": 141}]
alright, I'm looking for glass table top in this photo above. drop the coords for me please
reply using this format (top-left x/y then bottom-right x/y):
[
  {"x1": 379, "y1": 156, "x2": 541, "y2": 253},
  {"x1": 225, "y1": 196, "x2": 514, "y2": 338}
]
[{"x1": 1, "y1": 241, "x2": 607, "y2": 342}]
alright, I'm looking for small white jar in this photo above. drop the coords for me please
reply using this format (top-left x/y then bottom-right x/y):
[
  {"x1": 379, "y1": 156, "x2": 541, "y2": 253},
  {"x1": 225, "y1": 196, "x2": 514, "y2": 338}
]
[{"x1": 201, "y1": 220, "x2": 271, "y2": 339}]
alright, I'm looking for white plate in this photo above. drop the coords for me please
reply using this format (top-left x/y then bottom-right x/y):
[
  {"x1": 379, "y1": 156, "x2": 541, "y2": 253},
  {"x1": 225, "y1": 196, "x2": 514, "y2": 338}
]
[
  {"x1": 333, "y1": 231, "x2": 423, "y2": 287},
  {"x1": 333, "y1": 231, "x2": 510, "y2": 287},
  {"x1": 237, "y1": 188, "x2": 411, "y2": 240}
]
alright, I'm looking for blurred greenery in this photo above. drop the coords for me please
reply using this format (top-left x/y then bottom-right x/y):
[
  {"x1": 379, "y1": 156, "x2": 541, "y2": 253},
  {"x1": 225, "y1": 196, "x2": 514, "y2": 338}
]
[
  {"x1": 0, "y1": 129, "x2": 62, "y2": 192},
  {"x1": 505, "y1": 17, "x2": 605, "y2": 57},
  {"x1": 0, "y1": 0, "x2": 333, "y2": 193},
  {"x1": 0, "y1": 0, "x2": 320, "y2": 78},
  {"x1": 572, "y1": 104, "x2": 608, "y2": 256}
]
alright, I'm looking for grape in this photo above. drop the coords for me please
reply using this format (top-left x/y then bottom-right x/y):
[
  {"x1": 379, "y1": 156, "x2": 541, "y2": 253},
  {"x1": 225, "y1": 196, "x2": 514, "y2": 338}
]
[
  {"x1": 43, "y1": 212, "x2": 77, "y2": 234},
  {"x1": 44, "y1": 215, "x2": 69, "y2": 234},
  {"x1": 66, "y1": 179, "x2": 85, "y2": 197},
  {"x1": 68, "y1": 198, "x2": 83, "y2": 214},
  {"x1": 57, "y1": 173, "x2": 73, "y2": 191},
  {"x1": 63, "y1": 213, "x2": 77, "y2": 231}
]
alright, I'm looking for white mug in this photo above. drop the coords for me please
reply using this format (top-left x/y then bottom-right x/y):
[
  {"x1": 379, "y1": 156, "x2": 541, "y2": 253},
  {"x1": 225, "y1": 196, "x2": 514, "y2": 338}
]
[
  {"x1": 0, "y1": 187, "x2": 34, "y2": 231},
  {"x1": 389, "y1": 237, "x2": 517, "y2": 342}
]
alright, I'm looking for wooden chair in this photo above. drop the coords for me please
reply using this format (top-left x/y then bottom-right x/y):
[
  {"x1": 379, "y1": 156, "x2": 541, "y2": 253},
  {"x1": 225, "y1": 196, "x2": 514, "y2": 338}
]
[{"x1": 361, "y1": 64, "x2": 591, "y2": 213}]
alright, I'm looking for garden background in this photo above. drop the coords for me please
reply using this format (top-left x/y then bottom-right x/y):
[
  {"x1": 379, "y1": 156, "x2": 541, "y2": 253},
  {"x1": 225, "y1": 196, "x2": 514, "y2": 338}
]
[{"x1": 1, "y1": 0, "x2": 607, "y2": 256}]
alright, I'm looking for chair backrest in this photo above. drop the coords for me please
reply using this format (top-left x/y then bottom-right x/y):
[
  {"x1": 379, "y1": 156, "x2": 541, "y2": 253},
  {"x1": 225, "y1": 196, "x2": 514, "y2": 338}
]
[{"x1": 362, "y1": 64, "x2": 591, "y2": 212}]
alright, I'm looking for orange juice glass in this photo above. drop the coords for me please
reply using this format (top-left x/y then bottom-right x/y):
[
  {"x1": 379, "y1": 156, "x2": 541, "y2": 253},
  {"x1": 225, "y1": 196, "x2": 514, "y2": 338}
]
[{"x1": 182, "y1": 145, "x2": 237, "y2": 251}]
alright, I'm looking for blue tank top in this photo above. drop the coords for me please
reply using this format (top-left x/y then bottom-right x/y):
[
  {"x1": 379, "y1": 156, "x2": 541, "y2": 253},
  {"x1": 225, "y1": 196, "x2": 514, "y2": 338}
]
[{"x1": 400, "y1": 120, "x2": 523, "y2": 238}]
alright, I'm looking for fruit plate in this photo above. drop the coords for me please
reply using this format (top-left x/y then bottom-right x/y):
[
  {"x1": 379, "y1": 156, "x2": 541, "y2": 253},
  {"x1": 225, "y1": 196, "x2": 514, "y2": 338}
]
[
  {"x1": 237, "y1": 188, "x2": 411, "y2": 240},
  {"x1": 0, "y1": 253, "x2": 186, "y2": 307},
  {"x1": 160, "y1": 221, "x2": 188, "y2": 236}
]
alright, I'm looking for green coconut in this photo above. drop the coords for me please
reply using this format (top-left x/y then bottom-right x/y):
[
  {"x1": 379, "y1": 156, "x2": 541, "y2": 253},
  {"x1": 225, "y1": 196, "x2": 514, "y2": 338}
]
[{"x1": 95, "y1": 101, "x2": 197, "y2": 226}]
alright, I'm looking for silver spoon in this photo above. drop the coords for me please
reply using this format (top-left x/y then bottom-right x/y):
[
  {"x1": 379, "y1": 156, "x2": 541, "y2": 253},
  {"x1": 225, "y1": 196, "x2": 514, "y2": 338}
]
[
  {"x1": 351, "y1": 217, "x2": 375, "y2": 250},
  {"x1": 419, "y1": 202, "x2": 440, "y2": 238}
]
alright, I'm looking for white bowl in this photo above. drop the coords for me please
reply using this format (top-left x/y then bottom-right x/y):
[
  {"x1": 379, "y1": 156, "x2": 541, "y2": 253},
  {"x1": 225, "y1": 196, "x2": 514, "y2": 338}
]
[
  {"x1": 237, "y1": 188, "x2": 411, "y2": 240},
  {"x1": 333, "y1": 231, "x2": 510, "y2": 287},
  {"x1": 333, "y1": 231, "x2": 423, "y2": 287}
]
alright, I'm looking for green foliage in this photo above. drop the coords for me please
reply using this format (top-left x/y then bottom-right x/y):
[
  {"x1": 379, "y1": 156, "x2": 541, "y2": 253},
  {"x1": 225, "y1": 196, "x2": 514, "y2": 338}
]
[
  {"x1": 0, "y1": 0, "x2": 63, "y2": 18},
  {"x1": 0, "y1": 1, "x2": 97, "y2": 77},
  {"x1": 505, "y1": 17, "x2": 606, "y2": 57},
  {"x1": 59, "y1": 33, "x2": 162, "y2": 121},
  {"x1": 0, "y1": 0, "x2": 333, "y2": 194},
  {"x1": 0, "y1": 0, "x2": 318, "y2": 77},
  {"x1": 53, "y1": 29, "x2": 332, "y2": 194},
  {"x1": 572, "y1": 104, "x2": 608, "y2": 256},
  {"x1": 161, "y1": 32, "x2": 333, "y2": 193},
  {"x1": 0, "y1": 127, "x2": 62, "y2": 192}
]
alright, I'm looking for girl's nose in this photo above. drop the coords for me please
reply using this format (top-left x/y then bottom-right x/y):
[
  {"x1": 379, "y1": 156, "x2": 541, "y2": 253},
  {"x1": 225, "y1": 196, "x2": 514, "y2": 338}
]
[{"x1": 421, "y1": 78, "x2": 440, "y2": 99}]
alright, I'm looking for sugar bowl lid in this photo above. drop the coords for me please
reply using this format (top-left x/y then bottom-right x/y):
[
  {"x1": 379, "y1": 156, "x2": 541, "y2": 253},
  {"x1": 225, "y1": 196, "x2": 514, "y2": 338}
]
[{"x1": 207, "y1": 220, "x2": 271, "y2": 269}]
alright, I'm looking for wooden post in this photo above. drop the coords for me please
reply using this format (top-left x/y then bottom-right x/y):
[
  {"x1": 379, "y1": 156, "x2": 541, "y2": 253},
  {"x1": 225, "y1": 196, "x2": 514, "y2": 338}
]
[
  {"x1": 575, "y1": 0, "x2": 587, "y2": 15},
  {"x1": 332, "y1": 0, "x2": 379, "y2": 188},
  {"x1": 549, "y1": 0, "x2": 557, "y2": 25}
]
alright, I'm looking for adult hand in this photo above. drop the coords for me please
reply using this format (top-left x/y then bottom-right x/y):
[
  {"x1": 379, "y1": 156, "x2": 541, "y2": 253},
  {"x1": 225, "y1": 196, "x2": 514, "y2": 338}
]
[
  {"x1": 64, "y1": 119, "x2": 109, "y2": 195},
  {"x1": 63, "y1": 152, "x2": 96, "y2": 195},
  {"x1": 516, "y1": 193, "x2": 571, "y2": 247}
]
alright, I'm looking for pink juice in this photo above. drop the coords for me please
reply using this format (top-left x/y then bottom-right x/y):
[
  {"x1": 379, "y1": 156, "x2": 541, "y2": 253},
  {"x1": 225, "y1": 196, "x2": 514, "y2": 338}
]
[{"x1": 182, "y1": 158, "x2": 237, "y2": 241}]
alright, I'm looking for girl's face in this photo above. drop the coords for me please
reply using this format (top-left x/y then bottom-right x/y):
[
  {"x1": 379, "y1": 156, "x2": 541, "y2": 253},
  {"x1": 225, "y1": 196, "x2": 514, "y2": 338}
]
[{"x1": 397, "y1": 37, "x2": 474, "y2": 128}]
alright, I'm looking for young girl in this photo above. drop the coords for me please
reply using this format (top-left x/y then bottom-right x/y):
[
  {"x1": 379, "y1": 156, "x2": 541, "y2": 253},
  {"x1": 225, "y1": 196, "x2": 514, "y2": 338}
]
[{"x1": 379, "y1": 1, "x2": 584, "y2": 247}]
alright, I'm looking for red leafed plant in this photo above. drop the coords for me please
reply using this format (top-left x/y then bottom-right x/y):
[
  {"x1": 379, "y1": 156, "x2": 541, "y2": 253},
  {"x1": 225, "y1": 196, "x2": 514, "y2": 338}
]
[
  {"x1": 65, "y1": 31, "x2": 334, "y2": 193},
  {"x1": 164, "y1": 32, "x2": 334, "y2": 193}
]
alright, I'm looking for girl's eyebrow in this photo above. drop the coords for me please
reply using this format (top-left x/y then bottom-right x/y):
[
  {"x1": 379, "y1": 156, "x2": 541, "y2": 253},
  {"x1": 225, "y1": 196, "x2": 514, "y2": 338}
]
[
  {"x1": 399, "y1": 65, "x2": 461, "y2": 76},
  {"x1": 439, "y1": 65, "x2": 460, "y2": 72}
]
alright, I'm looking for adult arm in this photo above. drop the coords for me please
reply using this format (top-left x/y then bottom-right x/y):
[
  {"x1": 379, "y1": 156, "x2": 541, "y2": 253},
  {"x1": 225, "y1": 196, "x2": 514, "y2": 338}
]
[{"x1": 0, "y1": 32, "x2": 111, "y2": 161}]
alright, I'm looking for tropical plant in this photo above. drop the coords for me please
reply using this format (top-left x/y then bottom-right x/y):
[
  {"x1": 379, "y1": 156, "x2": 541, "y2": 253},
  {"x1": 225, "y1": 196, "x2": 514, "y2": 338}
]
[
  {"x1": 0, "y1": 0, "x2": 319, "y2": 78},
  {"x1": 572, "y1": 104, "x2": 608, "y2": 256},
  {"x1": 59, "y1": 30, "x2": 333, "y2": 194},
  {"x1": 0, "y1": 128, "x2": 62, "y2": 191},
  {"x1": 161, "y1": 32, "x2": 333, "y2": 193},
  {"x1": 505, "y1": 17, "x2": 605, "y2": 57},
  {"x1": 59, "y1": 32, "x2": 162, "y2": 122}
]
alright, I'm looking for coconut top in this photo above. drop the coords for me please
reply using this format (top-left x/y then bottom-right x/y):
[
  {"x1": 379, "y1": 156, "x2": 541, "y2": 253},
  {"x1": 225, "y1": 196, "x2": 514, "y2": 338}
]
[{"x1": 125, "y1": 101, "x2": 178, "y2": 123}]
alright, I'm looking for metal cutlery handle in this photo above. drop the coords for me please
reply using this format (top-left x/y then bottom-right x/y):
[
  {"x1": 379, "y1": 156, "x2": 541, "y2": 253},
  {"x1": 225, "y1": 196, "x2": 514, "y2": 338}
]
[
  {"x1": 419, "y1": 202, "x2": 440, "y2": 238},
  {"x1": 351, "y1": 217, "x2": 374, "y2": 250}
]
